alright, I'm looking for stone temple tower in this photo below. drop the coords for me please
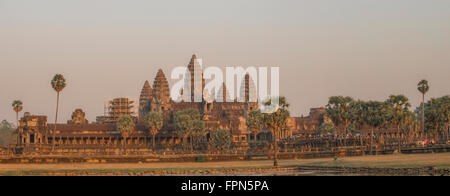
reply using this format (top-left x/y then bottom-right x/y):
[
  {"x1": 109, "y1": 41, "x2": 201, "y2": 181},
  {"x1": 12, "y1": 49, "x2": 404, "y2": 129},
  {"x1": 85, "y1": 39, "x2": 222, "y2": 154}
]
[
  {"x1": 139, "y1": 80, "x2": 152, "y2": 119},
  {"x1": 186, "y1": 54, "x2": 205, "y2": 102},
  {"x1": 151, "y1": 69, "x2": 171, "y2": 112}
]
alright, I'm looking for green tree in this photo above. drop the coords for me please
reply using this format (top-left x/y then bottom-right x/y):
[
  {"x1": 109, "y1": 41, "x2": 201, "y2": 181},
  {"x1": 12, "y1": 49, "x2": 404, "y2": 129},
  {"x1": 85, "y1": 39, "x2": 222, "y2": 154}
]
[
  {"x1": 319, "y1": 121, "x2": 336, "y2": 135},
  {"x1": 386, "y1": 95, "x2": 411, "y2": 152},
  {"x1": 175, "y1": 114, "x2": 191, "y2": 148},
  {"x1": 12, "y1": 100, "x2": 23, "y2": 127},
  {"x1": 263, "y1": 96, "x2": 290, "y2": 168},
  {"x1": 51, "y1": 74, "x2": 66, "y2": 151},
  {"x1": 349, "y1": 100, "x2": 366, "y2": 133},
  {"x1": 246, "y1": 110, "x2": 264, "y2": 148},
  {"x1": 174, "y1": 109, "x2": 202, "y2": 151},
  {"x1": 211, "y1": 129, "x2": 231, "y2": 151},
  {"x1": 362, "y1": 101, "x2": 388, "y2": 134},
  {"x1": 400, "y1": 111, "x2": 418, "y2": 143},
  {"x1": 116, "y1": 115, "x2": 135, "y2": 155},
  {"x1": 191, "y1": 120, "x2": 206, "y2": 150},
  {"x1": 326, "y1": 96, "x2": 355, "y2": 134},
  {"x1": 0, "y1": 120, "x2": 15, "y2": 147},
  {"x1": 424, "y1": 96, "x2": 450, "y2": 142},
  {"x1": 417, "y1": 79, "x2": 430, "y2": 132},
  {"x1": 361, "y1": 101, "x2": 388, "y2": 154},
  {"x1": 145, "y1": 111, "x2": 163, "y2": 149}
]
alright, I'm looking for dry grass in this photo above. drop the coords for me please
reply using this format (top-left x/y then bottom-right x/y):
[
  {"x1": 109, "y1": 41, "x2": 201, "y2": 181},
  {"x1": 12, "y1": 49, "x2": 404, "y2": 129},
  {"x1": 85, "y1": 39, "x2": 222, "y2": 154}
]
[{"x1": 0, "y1": 153, "x2": 449, "y2": 175}]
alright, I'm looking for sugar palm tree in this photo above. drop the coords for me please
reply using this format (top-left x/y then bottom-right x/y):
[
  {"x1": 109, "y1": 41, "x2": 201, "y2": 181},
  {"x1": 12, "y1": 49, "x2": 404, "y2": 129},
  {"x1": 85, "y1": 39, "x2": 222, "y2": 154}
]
[
  {"x1": 117, "y1": 115, "x2": 135, "y2": 155},
  {"x1": 174, "y1": 109, "x2": 201, "y2": 151},
  {"x1": 361, "y1": 101, "x2": 388, "y2": 154},
  {"x1": 319, "y1": 121, "x2": 336, "y2": 135},
  {"x1": 326, "y1": 96, "x2": 354, "y2": 134},
  {"x1": 12, "y1": 100, "x2": 23, "y2": 127},
  {"x1": 145, "y1": 111, "x2": 163, "y2": 149},
  {"x1": 246, "y1": 110, "x2": 264, "y2": 149},
  {"x1": 263, "y1": 96, "x2": 290, "y2": 168},
  {"x1": 349, "y1": 100, "x2": 365, "y2": 133},
  {"x1": 51, "y1": 74, "x2": 66, "y2": 151},
  {"x1": 386, "y1": 95, "x2": 411, "y2": 153},
  {"x1": 417, "y1": 79, "x2": 429, "y2": 132},
  {"x1": 424, "y1": 96, "x2": 450, "y2": 143},
  {"x1": 399, "y1": 111, "x2": 417, "y2": 144},
  {"x1": 191, "y1": 119, "x2": 206, "y2": 150}
]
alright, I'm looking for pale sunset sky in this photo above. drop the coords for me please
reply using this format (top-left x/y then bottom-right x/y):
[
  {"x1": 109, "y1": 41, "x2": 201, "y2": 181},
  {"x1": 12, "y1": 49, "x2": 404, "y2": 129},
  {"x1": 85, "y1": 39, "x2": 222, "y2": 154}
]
[{"x1": 1, "y1": 0, "x2": 449, "y2": 123}]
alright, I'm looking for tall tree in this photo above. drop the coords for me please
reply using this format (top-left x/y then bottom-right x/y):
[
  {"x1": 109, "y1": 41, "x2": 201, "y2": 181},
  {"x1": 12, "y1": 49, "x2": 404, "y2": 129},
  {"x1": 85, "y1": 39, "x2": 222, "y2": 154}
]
[
  {"x1": 326, "y1": 96, "x2": 354, "y2": 134},
  {"x1": 191, "y1": 119, "x2": 206, "y2": 150},
  {"x1": 361, "y1": 101, "x2": 388, "y2": 154},
  {"x1": 174, "y1": 109, "x2": 201, "y2": 151},
  {"x1": 349, "y1": 100, "x2": 365, "y2": 133},
  {"x1": 424, "y1": 96, "x2": 450, "y2": 142},
  {"x1": 399, "y1": 111, "x2": 418, "y2": 144},
  {"x1": 246, "y1": 110, "x2": 264, "y2": 149},
  {"x1": 263, "y1": 96, "x2": 290, "y2": 168},
  {"x1": 12, "y1": 100, "x2": 23, "y2": 127},
  {"x1": 0, "y1": 120, "x2": 15, "y2": 147},
  {"x1": 145, "y1": 111, "x2": 163, "y2": 149},
  {"x1": 386, "y1": 95, "x2": 411, "y2": 152},
  {"x1": 51, "y1": 74, "x2": 66, "y2": 151},
  {"x1": 116, "y1": 115, "x2": 135, "y2": 155},
  {"x1": 417, "y1": 79, "x2": 430, "y2": 132}
]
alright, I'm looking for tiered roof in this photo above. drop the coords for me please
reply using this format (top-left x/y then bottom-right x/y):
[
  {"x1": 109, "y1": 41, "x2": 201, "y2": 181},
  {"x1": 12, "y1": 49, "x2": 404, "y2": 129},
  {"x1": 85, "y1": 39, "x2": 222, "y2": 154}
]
[
  {"x1": 152, "y1": 69, "x2": 170, "y2": 103},
  {"x1": 139, "y1": 80, "x2": 152, "y2": 118},
  {"x1": 139, "y1": 80, "x2": 152, "y2": 102}
]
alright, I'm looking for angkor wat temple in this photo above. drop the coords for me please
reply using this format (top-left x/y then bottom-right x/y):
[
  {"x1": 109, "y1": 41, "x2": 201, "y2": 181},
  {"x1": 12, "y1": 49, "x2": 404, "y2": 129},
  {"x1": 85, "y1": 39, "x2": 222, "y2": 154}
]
[{"x1": 10, "y1": 55, "x2": 329, "y2": 153}]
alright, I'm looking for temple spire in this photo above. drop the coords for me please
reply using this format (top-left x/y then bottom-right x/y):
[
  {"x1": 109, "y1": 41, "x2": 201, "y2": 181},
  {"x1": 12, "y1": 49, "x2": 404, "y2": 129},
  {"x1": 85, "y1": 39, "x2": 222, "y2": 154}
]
[
  {"x1": 152, "y1": 69, "x2": 170, "y2": 103},
  {"x1": 139, "y1": 80, "x2": 152, "y2": 119}
]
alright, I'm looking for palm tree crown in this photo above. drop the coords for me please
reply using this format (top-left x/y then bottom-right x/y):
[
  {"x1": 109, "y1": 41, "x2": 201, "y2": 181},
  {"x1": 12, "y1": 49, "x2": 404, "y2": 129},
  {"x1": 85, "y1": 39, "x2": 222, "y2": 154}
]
[
  {"x1": 117, "y1": 115, "x2": 135, "y2": 136},
  {"x1": 386, "y1": 95, "x2": 411, "y2": 122},
  {"x1": 12, "y1": 100, "x2": 23, "y2": 113},
  {"x1": 326, "y1": 96, "x2": 354, "y2": 133},
  {"x1": 51, "y1": 74, "x2": 66, "y2": 92},
  {"x1": 146, "y1": 112, "x2": 163, "y2": 134},
  {"x1": 417, "y1": 79, "x2": 429, "y2": 95}
]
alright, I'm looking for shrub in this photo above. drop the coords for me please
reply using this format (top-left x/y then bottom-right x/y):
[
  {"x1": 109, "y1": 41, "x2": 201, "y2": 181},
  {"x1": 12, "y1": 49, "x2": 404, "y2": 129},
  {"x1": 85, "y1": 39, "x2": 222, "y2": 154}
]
[{"x1": 195, "y1": 155, "x2": 206, "y2": 162}]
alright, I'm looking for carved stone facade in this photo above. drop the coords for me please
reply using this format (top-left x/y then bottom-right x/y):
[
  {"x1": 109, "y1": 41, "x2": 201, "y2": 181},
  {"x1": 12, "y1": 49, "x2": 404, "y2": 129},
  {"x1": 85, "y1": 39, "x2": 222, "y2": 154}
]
[
  {"x1": 67, "y1": 109, "x2": 89, "y2": 125},
  {"x1": 137, "y1": 55, "x2": 259, "y2": 142},
  {"x1": 288, "y1": 108, "x2": 327, "y2": 135},
  {"x1": 11, "y1": 55, "x2": 307, "y2": 150}
]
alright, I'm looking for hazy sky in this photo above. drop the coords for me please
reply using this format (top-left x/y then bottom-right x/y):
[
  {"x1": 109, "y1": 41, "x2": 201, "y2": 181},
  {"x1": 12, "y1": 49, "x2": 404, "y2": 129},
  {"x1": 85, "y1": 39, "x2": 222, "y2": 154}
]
[{"x1": 1, "y1": 0, "x2": 449, "y2": 123}]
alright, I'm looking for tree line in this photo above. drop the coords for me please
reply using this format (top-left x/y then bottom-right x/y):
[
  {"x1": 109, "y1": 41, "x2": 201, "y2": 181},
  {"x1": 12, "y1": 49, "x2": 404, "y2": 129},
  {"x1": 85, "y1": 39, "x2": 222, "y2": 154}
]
[{"x1": 319, "y1": 80, "x2": 449, "y2": 147}]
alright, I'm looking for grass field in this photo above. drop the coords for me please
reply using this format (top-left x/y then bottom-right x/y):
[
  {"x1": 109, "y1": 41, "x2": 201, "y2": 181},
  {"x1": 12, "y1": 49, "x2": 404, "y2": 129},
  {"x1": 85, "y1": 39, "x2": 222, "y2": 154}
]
[{"x1": 0, "y1": 153, "x2": 449, "y2": 176}]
